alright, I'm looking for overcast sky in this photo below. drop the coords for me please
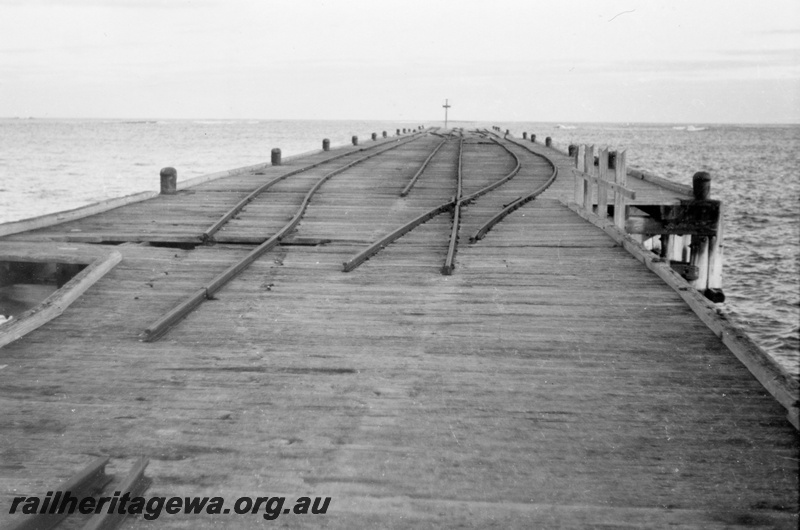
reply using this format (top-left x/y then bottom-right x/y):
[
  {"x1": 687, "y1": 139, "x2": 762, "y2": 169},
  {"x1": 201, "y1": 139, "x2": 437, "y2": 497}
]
[{"x1": 1, "y1": 0, "x2": 798, "y2": 123}]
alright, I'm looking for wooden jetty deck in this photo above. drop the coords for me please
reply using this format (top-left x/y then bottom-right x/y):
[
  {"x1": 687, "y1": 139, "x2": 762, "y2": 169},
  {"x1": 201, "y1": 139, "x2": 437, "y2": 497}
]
[{"x1": 1, "y1": 129, "x2": 797, "y2": 528}]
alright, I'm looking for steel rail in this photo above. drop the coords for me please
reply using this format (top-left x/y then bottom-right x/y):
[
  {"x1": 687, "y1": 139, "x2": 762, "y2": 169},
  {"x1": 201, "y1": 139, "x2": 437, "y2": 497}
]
[
  {"x1": 341, "y1": 201, "x2": 455, "y2": 272},
  {"x1": 441, "y1": 138, "x2": 464, "y2": 275},
  {"x1": 459, "y1": 137, "x2": 521, "y2": 205},
  {"x1": 143, "y1": 133, "x2": 425, "y2": 342},
  {"x1": 6, "y1": 457, "x2": 112, "y2": 530},
  {"x1": 342, "y1": 132, "x2": 525, "y2": 273},
  {"x1": 202, "y1": 133, "x2": 423, "y2": 244},
  {"x1": 6, "y1": 457, "x2": 150, "y2": 530},
  {"x1": 82, "y1": 457, "x2": 151, "y2": 530},
  {"x1": 399, "y1": 137, "x2": 448, "y2": 197},
  {"x1": 469, "y1": 133, "x2": 559, "y2": 243}
]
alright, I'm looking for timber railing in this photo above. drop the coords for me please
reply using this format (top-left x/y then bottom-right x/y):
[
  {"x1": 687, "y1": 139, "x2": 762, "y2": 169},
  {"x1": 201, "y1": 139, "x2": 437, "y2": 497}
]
[
  {"x1": 570, "y1": 145, "x2": 636, "y2": 233},
  {"x1": 497, "y1": 126, "x2": 797, "y2": 429},
  {"x1": 531, "y1": 135, "x2": 796, "y2": 430},
  {"x1": 568, "y1": 143, "x2": 724, "y2": 304}
]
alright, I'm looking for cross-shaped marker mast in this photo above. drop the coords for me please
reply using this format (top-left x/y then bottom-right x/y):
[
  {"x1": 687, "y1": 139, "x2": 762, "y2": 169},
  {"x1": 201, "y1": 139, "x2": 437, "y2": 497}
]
[{"x1": 443, "y1": 99, "x2": 451, "y2": 129}]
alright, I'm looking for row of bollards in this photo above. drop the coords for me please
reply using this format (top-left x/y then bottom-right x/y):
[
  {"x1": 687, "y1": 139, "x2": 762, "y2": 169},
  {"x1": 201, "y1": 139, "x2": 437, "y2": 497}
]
[
  {"x1": 492, "y1": 126, "x2": 552, "y2": 146},
  {"x1": 568, "y1": 145, "x2": 619, "y2": 170},
  {"x1": 160, "y1": 126, "x2": 425, "y2": 194}
]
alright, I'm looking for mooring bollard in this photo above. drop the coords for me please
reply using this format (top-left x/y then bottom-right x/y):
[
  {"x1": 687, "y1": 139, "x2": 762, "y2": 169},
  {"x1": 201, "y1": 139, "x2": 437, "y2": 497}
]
[
  {"x1": 531, "y1": 134, "x2": 536, "y2": 143},
  {"x1": 689, "y1": 171, "x2": 713, "y2": 291},
  {"x1": 697, "y1": 170, "x2": 724, "y2": 301},
  {"x1": 322, "y1": 138, "x2": 330, "y2": 151},
  {"x1": 352, "y1": 136, "x2": 358, "y2": 146},
  {"x1": 396, "y1": 129, "x2": 401, "y2": 136},
  {"x1": 693, "y1": 171, "x2": 711, "y2": 200},
  {"x1": 160, "y1": 167, "x2": 177, "y2": 195},
  {"x1": 568, "y1": 144, "x2": 578, "y2": 157},
  {"x1": 545, "y1": 137, "x2": 552, "y2": 147},
  {"x1": 271, "y1": 148, "x2": 281, "y2": 166},
  {"x1": 382, "y1": 131, "x2": 387, "y2": 138},
  {"x1": 523, "y1": 132, "x2": 528, "y2": 139},
  {"x1": 372, "y1": 132, "x2": 377, "y2": 141}
]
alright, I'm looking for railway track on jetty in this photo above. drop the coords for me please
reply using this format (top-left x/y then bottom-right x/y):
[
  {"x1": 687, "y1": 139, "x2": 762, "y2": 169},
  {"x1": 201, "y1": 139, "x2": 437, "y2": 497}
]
[
  {"x1": 144, "y1": 128, "x2": 559, "y2": 341},
  {"x1": 143, "y1": 130, "x2": 428, "y2": 340},
  {"x1": 2, "y1": 126, "x2": 798, "y2": 529}
]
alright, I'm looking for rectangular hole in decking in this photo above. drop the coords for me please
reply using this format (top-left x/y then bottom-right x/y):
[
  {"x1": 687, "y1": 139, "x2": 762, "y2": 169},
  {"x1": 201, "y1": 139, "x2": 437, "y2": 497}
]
[
  {"x1": 0, "y1": 261, "x2": 87, "y2": 322},
  {"x1": 148, "y1": 241, "x2": 199, "y2": 250}
]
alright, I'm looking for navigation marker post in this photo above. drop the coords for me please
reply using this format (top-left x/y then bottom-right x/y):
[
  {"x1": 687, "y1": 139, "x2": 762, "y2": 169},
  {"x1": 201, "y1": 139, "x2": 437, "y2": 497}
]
[{"x1": 443, "y1": 99, "x2": 451, "y2": 129}]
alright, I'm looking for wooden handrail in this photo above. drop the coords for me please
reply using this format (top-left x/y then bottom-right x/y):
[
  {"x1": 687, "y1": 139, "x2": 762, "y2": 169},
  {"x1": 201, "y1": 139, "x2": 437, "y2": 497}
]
[
  {"x1": 572, "y1": 169, "x2": 637, "y2": 199},
  {"x1": 572, "y1": 146, "x2": 631, "y2": 232},
  {"x1": 569, "y1": 142, "x2": 724, "y2": 303}
]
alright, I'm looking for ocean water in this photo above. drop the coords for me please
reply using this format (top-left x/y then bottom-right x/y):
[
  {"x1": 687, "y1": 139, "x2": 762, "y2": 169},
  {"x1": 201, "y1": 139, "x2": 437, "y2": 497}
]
[
  {"x1": 0, "y1": 118, "x2": 423, "y2": 221},
  {"x1": 0, "y1": 118, "x2": 797, "y2": 377}
]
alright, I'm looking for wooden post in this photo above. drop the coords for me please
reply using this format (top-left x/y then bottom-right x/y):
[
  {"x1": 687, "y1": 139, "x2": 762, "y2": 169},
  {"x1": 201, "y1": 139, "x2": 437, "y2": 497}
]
[
  {"x1": 583, "y1": 145, "x2": 594, "y2": 211},
  {"x1": 689, "y1": 171, "x2": 713, "y2": 293},
  {"x1": 545, "y1": 137, "x2": 552, "y2": 147},
  {"x1": 160, "y1": 167, "x2": 177, "y2": 194},
  {"x1": 666, "y1": 235, "x2": 682, "y2": 262},
  {"x1": 613, "y1": 150, "x2": 627, "y2": 230},
  {"x1": 659, "y1": 235, "x2": 670, "y2": 258},
  {"x1": 271, "y1": 148, "x2": 281, "y2": 166},
  {"x1": 597, "y1": 148, "x2": 609, "y2": 218},
  {"x1": 682, "y1": 236, "x2": 691, "y2": 261},
  {"x1": 352, "y1": 136, "x2": 358, "y2": 146},
  {"x1": 574, "y1": 145, "x2": 585, "y2": 205},
  {"x1": 690, "y1": 236, "x2": 710, "y2": 291},
  {"x1": 322, "y1": 138, "x2": 330, "y2": 151},
  {"x1": 707, "y1": 203, "x2": 725, "y2": 301}
]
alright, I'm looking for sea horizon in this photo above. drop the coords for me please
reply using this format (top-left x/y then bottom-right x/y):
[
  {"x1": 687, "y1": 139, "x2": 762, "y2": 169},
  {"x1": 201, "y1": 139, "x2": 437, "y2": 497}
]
[{"x1": 2, "y1": 116, "x2": 798, "y2": 127}]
